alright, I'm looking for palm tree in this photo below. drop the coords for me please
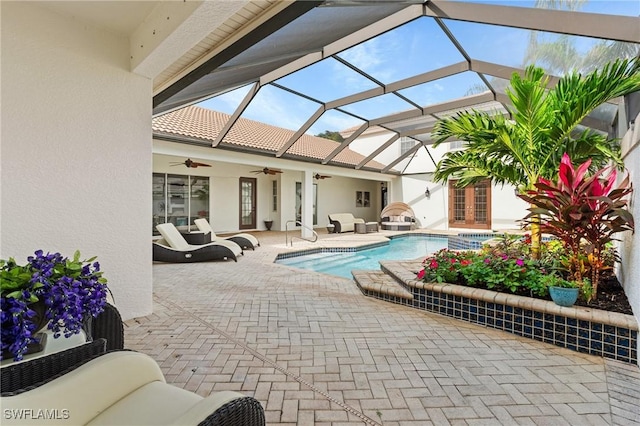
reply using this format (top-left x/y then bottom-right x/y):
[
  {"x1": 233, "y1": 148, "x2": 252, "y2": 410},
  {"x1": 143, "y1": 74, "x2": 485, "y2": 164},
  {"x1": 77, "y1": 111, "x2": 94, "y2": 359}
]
[
  {"x1": 580, "y1": 41, "x2": 640, "y2": 72},
  {"x1": 524, "y1": 0, "x2": 638, "y2": 75},
  {"x1": 431, "y1": 57, "x2": 640, "y2": 258},
  {"x1": 524, "y1": 0, "x2": 586, "y2": 74}
]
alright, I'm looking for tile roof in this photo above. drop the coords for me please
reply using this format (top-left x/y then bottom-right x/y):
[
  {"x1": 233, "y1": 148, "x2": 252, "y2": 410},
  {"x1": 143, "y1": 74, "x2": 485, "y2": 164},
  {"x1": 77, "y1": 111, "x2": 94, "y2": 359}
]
[{"x1": 153, "y1": 106, "x2": 389, "y2": 170}]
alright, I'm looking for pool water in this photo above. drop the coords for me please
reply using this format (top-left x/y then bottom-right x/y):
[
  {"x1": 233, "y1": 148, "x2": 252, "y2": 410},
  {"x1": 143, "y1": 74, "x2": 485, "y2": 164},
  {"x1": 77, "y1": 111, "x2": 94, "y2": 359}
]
[{"x1": 276, "y1": 236, "x2": 449, "y2": 279}]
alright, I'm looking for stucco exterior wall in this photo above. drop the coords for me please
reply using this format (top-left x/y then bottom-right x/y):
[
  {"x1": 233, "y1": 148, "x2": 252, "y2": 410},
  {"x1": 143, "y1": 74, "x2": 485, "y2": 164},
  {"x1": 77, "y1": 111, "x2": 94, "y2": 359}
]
[
  {"x1": 619, "y1": 111, "x2": 640, "y2": 326},
  {"x1": 309, "y1": 176, "x2": 380, "y2": 227},
  {"x1": 153, "y1": 151, "x2": 382, "y2": 233},
  {"x1": 393, "y1": 176, "x2": 448, "y2": 229},
  {"x1": 1, "y1": 2, "x2": 152, "y2": 320},
  {"x1": 491, "y1": 186, "x2": 530, "y2": 230},
  {"x1": 392, "y1": 176, "x2": 525, "y2": 231},
  {"x1": 351, "y1": 128, "x2": 527, "y2": 231}
]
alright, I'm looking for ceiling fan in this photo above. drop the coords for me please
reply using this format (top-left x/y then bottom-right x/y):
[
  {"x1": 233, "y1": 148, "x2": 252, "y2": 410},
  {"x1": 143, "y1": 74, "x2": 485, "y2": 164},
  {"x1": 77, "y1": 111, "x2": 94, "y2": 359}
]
[
  {"x1": 314, "y1": 173, "x2": 331, "y2": 180},
  {"x1": 170, "y1": 158, "x2": 212, "y2": 168},
  {"x1": 251, "y1": 167, "x2": 283, "y2": 175}
]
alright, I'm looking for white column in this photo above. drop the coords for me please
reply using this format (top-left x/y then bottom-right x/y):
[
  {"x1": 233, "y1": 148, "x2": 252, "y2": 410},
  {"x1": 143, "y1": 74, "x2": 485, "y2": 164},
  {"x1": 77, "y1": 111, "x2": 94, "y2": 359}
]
[{"x1": 301, "y1": 170, "x2": 314, "y2": 238}]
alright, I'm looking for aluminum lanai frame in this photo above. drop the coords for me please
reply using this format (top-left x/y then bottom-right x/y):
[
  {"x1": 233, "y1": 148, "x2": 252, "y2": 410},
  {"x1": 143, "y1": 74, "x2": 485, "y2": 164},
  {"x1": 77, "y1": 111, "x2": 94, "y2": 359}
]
[{"x1": 152, "y1": 0, "x2": 640, "y2": 176}]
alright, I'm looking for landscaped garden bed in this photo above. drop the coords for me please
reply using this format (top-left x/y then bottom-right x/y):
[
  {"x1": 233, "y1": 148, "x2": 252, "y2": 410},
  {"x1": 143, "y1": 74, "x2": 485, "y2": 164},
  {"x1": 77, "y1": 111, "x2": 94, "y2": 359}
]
[
  {"x1": 353, "y1": 60, "x2": 640, "y2": 364},
  {"x1": 394, "y1": 59, "x2": 639, "y2": 363},
  {"x1": 354, "y1": 259, "x2": 638, "y2": 364}
]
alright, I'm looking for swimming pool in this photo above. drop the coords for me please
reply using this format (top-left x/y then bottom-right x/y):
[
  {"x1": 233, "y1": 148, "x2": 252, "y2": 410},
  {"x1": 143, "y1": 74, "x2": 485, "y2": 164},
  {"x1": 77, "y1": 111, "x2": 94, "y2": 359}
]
[
  {"x1": 275, "y1": 235, "x2": 454, "y2": 279},
  {"x1": 276, "y1": 233, "x2": 497, "y2": 279}
]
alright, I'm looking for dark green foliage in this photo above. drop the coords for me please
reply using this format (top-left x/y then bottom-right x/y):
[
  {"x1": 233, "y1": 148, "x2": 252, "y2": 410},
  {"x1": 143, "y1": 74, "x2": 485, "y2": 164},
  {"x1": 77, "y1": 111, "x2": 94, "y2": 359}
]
[{"x1": 315, "y1": 130, "x2": 344, "y2": 142}]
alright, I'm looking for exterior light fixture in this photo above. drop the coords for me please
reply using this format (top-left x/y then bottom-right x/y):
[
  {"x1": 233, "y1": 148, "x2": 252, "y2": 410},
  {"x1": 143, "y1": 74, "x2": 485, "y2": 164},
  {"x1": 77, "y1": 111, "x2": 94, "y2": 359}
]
[{"x1": 425, "y1": 186, "x2": 430, "y2": 198}]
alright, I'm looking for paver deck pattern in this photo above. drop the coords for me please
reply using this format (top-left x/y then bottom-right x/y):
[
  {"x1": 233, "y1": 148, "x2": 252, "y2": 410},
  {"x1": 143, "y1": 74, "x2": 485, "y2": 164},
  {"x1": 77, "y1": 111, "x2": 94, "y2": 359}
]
[{"x1": 127, "y1": 230, "x2": 640, "y2": 425}]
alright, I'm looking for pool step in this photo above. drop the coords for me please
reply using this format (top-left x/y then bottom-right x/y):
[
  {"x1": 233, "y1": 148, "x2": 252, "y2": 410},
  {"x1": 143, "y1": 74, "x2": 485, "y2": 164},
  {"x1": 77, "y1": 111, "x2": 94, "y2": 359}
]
[
  {"x1": 352, "y1": 270, "x2": 413, "y2": 301},
  {"x1": 282, "y1": 252, "x2": 366, "y2": 269},
  {"x1": 380, "y1": 259, "x2": 423, "y2": 290}
]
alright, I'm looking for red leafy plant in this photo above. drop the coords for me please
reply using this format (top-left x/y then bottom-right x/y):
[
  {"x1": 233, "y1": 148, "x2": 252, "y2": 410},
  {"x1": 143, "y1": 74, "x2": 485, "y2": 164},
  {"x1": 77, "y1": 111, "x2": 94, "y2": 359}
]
[{"x1": 518, "y1": 153, "x2": 634, "y2": 301}]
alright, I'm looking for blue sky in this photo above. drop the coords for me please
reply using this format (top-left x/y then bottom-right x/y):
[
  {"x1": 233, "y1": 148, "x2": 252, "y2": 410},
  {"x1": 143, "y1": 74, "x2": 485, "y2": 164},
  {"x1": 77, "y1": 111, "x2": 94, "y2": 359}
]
[{"x1": 198, "y1": 0, "x2": 639, "y2": 136}]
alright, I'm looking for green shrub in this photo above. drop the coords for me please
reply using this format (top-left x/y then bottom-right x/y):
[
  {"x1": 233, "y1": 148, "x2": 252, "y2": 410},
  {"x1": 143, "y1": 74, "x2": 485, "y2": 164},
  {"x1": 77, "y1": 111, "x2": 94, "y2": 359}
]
[{"x1": 416, "y1": 237, "x2": 597, "y2": 302}]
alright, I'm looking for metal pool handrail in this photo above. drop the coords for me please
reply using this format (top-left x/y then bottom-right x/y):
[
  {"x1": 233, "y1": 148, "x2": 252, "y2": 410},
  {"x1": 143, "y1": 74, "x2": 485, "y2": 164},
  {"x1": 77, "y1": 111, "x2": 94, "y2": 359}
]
[{"x1": 285, "y1": 220, "x2": 318, "y2": 246}]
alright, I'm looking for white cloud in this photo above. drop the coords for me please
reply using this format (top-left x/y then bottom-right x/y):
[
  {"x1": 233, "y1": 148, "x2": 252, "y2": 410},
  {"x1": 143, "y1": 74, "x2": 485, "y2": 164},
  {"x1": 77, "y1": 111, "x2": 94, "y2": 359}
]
[
  {"x1": 340, "y1": 41, "x2": 383, "y2": 72},
  {"x1": 198, "y1": 85, "x2": 252, "y2": 114},
  {"x1": 244, "y1": 88, "x2": 316, "y2": 131},
  {"x1": 310, "y1": 113, "x2": 362, "y2": 135}
]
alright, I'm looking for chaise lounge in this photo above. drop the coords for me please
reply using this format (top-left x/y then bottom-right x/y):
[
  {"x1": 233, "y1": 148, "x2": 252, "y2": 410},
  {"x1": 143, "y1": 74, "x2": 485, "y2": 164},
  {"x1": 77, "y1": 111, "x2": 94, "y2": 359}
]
[
  {"x1": 194, "y1": 219, "x2": 260, "y2": 250},
  {"x1": 328, "y1": 213, "x2": 365, "y2": 233},
  {"x1": 153, "y1": 223, "x2": 243, "y2": 263}
]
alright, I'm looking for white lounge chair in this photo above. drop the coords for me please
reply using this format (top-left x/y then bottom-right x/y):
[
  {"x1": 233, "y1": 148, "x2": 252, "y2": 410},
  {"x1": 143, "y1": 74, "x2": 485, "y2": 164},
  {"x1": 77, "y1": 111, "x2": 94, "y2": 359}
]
[
  {"x1": 194, "y1": 219, "x2": 260, "y2": 250},
  {"x1": 153, "y1": 223, "x2": 243, "y2": 263}
]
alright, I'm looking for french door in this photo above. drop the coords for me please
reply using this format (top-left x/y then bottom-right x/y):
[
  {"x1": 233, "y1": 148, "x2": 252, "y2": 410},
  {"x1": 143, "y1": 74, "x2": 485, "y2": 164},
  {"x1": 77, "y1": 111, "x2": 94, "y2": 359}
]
[
  {"x1": 448, "y1": 180, "x2": 491, "y2": 229},
  {"x1": 239, "y1": 177, "x2": 257, "y2": 229}
]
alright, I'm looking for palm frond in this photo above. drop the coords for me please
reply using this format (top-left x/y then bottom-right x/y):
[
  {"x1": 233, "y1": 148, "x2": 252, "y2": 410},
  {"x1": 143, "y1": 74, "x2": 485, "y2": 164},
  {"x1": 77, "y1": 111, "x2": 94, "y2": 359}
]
[
  {"x1": 581, "y1": 41, "x2": 640, "y2": 72},
  {"x1": 549, "y1": 57, "x2": 640, "y2": 144},
  {"x1": 526, "y1": 35, "x2": 581, "y2": 75},
  {"x1": 431, "y1": 58, "x2": 638, "y2": 202},
  {"x1": 433, "y1": 150, "x2": 525, "y2": 187},
  {"x1": 563, "y1": 130, "x2": 623, "y2": 169},
  {"x1": 432, "y1": 110, "x2": 504, "y2": 145}
]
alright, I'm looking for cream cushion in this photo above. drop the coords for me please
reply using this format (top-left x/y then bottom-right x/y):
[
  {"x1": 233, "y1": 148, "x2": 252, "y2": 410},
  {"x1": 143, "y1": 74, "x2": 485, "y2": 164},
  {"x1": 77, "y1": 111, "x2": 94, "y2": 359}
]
[
  {"x1": 328, "y1": 213, "x2": 364, "y2": 232},
  {"x1": 3, "y1": 351, "x2": 246, "y2": 425},
  {"x1": 194, "y1": 219, "x2": 259, "y2": 246}
]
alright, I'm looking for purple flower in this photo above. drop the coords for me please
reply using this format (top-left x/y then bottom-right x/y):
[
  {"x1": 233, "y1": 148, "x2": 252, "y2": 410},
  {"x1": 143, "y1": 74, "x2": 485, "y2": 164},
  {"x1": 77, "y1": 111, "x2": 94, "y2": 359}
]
[
  {"x1": 1, "y1": 250, "x2": 108, "y2": 360},
  {"x1": 516, "y1": 259, "x2": 524, "y2": 266},
  {"x1": 484, "y1": 258, "x2": 491, "y2": 264}
]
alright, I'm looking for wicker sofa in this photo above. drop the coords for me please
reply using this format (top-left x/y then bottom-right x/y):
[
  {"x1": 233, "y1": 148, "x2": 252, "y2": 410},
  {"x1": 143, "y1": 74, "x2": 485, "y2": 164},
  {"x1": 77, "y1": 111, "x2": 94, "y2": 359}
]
[{"x1": 328, "y1": 213, "x2": 365, "y2": 233}]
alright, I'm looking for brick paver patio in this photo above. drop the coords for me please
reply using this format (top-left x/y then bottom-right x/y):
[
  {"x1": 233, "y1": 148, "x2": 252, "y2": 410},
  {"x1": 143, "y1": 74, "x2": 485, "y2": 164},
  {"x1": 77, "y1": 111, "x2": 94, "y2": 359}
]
[{"x1": 127, "y1": 230, "x2": 640, "y2": 425}]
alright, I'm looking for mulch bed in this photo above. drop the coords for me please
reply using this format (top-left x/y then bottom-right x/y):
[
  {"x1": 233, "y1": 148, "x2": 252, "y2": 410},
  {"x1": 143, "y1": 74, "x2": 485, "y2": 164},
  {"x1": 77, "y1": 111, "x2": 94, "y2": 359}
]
[{"x1": 573, "y1": 272, "x2": 634, "y2": 315}]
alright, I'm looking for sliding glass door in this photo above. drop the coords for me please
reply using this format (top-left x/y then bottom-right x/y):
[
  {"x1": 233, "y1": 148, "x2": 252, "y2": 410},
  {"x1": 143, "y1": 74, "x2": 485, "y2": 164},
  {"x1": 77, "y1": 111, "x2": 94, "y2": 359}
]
[{"x1": 153, "y1": 173, "x2": 209, "y2": 235}]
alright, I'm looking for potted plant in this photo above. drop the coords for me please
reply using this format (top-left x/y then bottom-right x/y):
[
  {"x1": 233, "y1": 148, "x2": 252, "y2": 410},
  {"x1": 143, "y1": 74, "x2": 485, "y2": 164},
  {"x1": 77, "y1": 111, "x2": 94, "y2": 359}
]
[
  {"x1": 264, "y1": 219, "x2": 273, "y2": 231},
  {"x1": 0, "y1": 250, "x2": 109, "y2": 361},
  {"x1": 541, "y1": 274, "x2": 580, "y2": 307}
]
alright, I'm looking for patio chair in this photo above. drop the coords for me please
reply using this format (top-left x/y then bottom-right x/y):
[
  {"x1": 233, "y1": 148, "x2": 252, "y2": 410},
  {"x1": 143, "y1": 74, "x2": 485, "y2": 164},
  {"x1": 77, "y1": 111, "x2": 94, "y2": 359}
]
[
  {"x1": 91, "y1": 302, "x2": 125, "y2": 351},
  {"x1": 1, "y1": 349, "x2": 265, "y2": 425},
  {"x1": 1, "y1": 302, "x2": 124, "y2": 395},
  {"x1": 194, "y1": 218, "x2": 260, "y2": 250},
  {"x1": 153, "y1": 223, "x2": 243, "y2": 263}
]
